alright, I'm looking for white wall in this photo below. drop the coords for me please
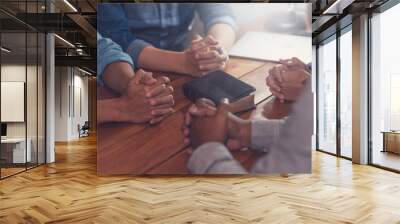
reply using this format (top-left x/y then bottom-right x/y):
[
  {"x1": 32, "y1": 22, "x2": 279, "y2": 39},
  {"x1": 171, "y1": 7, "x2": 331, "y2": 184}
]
[
  {"x1": 54, "y1": 67, "x2": 89, "y2": 141},
  {"x1": 1, "y1": 65, "x2": 38, "y2": 138},
  {"x1": 71, "y1": 73, "x2": 89, "y2": 138},
  {"x1": 55, "y1": 66, "x2": 69, "y2": 141},
  {"x1": 1, "y1": 65, "x2": 26, "y2": 141},
  {"x1": 1, "y1": 82, "x2": 25, "y2": 122},
  {"x1": 1, "y1": 63, "x2": 46, "y2": 164}
]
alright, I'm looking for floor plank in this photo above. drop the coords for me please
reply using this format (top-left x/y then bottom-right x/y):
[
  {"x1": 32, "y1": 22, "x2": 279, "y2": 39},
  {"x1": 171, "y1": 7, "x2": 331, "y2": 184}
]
[{"x1": 1, "y1": 135, "x2": 400, "y2": 223}]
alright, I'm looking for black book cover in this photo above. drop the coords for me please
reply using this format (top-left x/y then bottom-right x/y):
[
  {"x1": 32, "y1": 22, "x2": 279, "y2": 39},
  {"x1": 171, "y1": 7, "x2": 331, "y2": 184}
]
[{"x1": 183, "y1": 70, "x2": 256, "y2": 105}]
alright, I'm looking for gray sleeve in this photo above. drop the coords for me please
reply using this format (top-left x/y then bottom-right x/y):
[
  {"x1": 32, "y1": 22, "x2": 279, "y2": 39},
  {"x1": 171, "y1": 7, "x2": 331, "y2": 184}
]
[
  {"x1": 251, "y1": 119, "x2": 284, "y2": 152},
  {"x1": 187, "y1": 80, "x2": 312, "y2": 175},
  {"x1": 251, "y1": 80, "x2": 313, "y2": 174},
  {"x1": 188, "y1": 142, "x2": 247, "y2": 174}
]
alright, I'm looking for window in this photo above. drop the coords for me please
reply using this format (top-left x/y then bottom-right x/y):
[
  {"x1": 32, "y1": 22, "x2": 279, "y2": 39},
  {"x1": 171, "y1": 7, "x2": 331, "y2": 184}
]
[
  {"x1": 0, "y1": 1, "x2": 47, "y2": 179},
  {"x1": 339, "y1": 29, "x2": 352, "y2": 158},
  {"x1": 370, "y1": 2, "x2": 400, "y2": 171},
  {"x1": 390, "y1": 74, "x2": 400, "y2": 130},
  {"x1": 317, "y1": 37, "x2": 337, "y2": 154}
]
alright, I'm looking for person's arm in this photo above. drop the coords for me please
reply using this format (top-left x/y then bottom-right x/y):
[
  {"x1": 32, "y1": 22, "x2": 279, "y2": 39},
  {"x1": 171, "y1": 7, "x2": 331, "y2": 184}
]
[
  {"x1": 188, "y1": 80, "x2": 312, "y2": 174},
  {"x1": 266, "y1": 59, "x2": 311, "y2": 102},
  {"x1": 207, "y1": 23, "x2": 236, "y2": 50},
  {"x1": 97, "y1": 81, "x2": 175, "y2": 125},
  {"x1": 186, "y1": 118, "x2": 281, "y2": 174},
  {"x1": 251, "y1": 80, "x2": 313, "y2": 174},
  {"x1": 98, "y1": 4, "x2": 195, "y2": 76},
  {"x1": 197, "y1": 3, "x2": 237, "y2": 50},
  {"x1": 137, "y1": 46, "x2": 194, "y2": 75},
  {"x1": 98, "y1": 5, "x2": 199, "y2": 77},
  {"x1": 184, "y1": 99, "x2": 247, "y2": 174},
  {"x1": 185, "y1": 100, "x2": 283, "y2": 174},
  {"x1": 97, "y1": 99, "x2": 122, "y2": 124},
  {"x1": 187, "y1": 142, "x2": 247, "y2": 174},
  {"x1": 98, "y1": 4, "x2": 151, "y2": 68},
  {"x1": 225, "y1": 113, "x2": 284, "y2": 153},
  {"x1": 102, "y1": 62, "x2": 135, "y2": 94},
  {"x1": 250, "y1": 119, "x2": 284, "y2": 152},
  {"x1": 97, "y1": 34, "x2": 135, "y2": 93}
]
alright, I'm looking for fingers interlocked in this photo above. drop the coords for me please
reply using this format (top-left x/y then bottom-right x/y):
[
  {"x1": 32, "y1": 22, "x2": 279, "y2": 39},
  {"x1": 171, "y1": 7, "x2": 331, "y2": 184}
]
[
  {"x1": 144, "y1": 76, "x2": 175, "y2": 124},
  {"x1": 188, "y1": 35, "x2": 229, "y2": 76},
  {"x1": 266, "y1": 58, "x2": 310, "y2": 102}
]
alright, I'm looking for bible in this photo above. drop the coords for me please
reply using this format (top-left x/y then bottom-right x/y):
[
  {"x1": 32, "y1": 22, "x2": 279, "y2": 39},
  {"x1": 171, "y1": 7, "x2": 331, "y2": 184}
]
[{"x1": 183, "y1": 70, "x2": 256, "y2": 113}]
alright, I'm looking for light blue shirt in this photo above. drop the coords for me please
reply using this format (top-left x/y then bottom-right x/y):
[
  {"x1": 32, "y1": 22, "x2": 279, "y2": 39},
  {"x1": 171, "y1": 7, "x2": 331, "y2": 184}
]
[
  {"x1": 97, "y1": 34, "x2": 134, "y2": 85},
  {"x1": 98, "y1": 3, "x2": 237, "y2": 68}
]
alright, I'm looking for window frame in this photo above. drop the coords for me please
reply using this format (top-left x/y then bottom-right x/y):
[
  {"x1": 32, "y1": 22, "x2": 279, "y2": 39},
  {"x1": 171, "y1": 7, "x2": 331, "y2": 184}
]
[{"x1": 315, "y1": 24, "x2": 353, "y2": 160}]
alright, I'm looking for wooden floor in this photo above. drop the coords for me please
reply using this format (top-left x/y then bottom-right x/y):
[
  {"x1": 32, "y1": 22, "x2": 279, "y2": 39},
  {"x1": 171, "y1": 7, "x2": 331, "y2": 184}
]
[
  {"x1": 1, "y1": 135, "x2": 400, "y2": 223},
  {"x1": 372, "y1": 150, "x2": 400, "y2": 171},
  {"x1": 1, "y1": 167, "x2": 26, "y2": 178}
]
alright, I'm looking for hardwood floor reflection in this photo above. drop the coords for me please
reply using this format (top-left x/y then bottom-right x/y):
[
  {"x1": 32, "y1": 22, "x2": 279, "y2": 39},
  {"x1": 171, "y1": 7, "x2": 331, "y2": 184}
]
[
  {"x1": 0, "y1": 134, "x2": 399, "y2": 223},
  {"x1": 0, "y1": 167, "x2": 25, "y2": 178},
  {"x1": 373, "y1": 150, "x2": 400, "y2": 171}
]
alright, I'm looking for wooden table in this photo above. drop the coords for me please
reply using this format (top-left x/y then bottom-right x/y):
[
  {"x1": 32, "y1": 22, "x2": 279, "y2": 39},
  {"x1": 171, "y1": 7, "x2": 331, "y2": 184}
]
[{"x1": 98, "y1": 57, "x2": 288, "y2": 175}]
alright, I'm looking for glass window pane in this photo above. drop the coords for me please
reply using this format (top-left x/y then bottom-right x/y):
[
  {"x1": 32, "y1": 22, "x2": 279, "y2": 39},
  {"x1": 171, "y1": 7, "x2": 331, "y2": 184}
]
[
  {"x1": 318, "y1": 37, "x2": 337, "y2": 154},
  {"x1": 1, "y1": 0, "x2": 46, "y2": 179},
  {"x1": 27, "y1": 31, "x2": 38, "y2": 169},
  {"x1": 38, "y1": 32, "x2": 45, "y2": 165},
  {"x1": 26, "y1": 0, "x2": 41, "y2": 169},
  {"x1": 1, "y1": 31, "x2": 28, "y2": 177},
  {"x1": 340, "y1": 29, "x2": 352, "y2": 158},
  {"x1": 371, "y1": 3, "x2": 400, "y2": 171}
]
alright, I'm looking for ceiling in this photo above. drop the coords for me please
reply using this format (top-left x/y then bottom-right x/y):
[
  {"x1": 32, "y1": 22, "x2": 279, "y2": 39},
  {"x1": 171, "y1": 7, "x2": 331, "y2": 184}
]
[
  {"x1": 0, "y1": 0, "x2": 97, "y2": 72},
  {"x1": 309, "y1": 0, "x2": 390, "y2": 43}
]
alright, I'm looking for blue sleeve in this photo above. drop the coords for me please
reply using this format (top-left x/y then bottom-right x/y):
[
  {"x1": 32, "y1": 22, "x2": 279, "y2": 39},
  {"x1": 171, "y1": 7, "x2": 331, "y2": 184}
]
[
  {"x1": 97, "y1": 4, "x2": 151, "y2": 68},
  {"x1": 97, "y1": 33, "x2": 133, "y2": 86},
  {"x1": 196, "y1": 3, "x2": 238, "y2": 33}
]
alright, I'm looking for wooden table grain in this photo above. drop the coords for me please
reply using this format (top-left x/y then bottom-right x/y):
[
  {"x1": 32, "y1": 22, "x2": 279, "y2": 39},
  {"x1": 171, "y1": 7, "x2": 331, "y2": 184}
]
[{"x1": 97, "y1": 57, "x2": 279, "y2": 175}]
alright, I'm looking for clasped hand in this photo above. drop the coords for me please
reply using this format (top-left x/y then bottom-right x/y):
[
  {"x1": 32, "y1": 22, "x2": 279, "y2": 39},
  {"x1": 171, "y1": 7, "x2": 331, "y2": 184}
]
[
  {"x1": 266, "y1": 57, "x2": 310, "y2": 102},
  {"x1": 184, "y1": 35, "x2": 229, "y2": 77},
  {"x1": 118, "y1": 69, "x2": 175, "y2": 124},
  {"x1": 182, "y1": 98, "x2": 251, "y2": 150}
]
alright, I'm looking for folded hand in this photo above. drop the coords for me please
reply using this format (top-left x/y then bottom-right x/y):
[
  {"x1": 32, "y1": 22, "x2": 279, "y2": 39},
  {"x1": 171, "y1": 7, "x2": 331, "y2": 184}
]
[
  {"x1": 183, "y1": 98, "x2": 229, "y2": 149},
  {"x1": 119, "y1": 69, "x2": 175, "y2": 124},
  {"x1": 266, "y1": 58, "x2": 310, "y2": 102},
  {"x1": 184, "y1": 35, "x2": 229, "y2": 77}
]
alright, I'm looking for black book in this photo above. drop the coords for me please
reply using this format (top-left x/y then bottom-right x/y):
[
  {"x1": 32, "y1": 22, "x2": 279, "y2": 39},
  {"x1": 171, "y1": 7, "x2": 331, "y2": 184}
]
[{"x1": 183, "y1": 70, "x2": 256, "y2": 106}]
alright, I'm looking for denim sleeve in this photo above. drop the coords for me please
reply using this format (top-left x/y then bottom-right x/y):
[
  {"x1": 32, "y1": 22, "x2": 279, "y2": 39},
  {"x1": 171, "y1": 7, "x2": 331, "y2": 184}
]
[
  {"x1": 97, "y1": 4, "x2": 151, "y2": 68},
  {"x1": 126, "y1": 39, "x2": 151, "y2": 69},
  {"x1": 196, "y1": 3, "x2": 238, "y2": 33},
  {"x1": 97, "y1": 34, "x2": 133, "y2": 86}
]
